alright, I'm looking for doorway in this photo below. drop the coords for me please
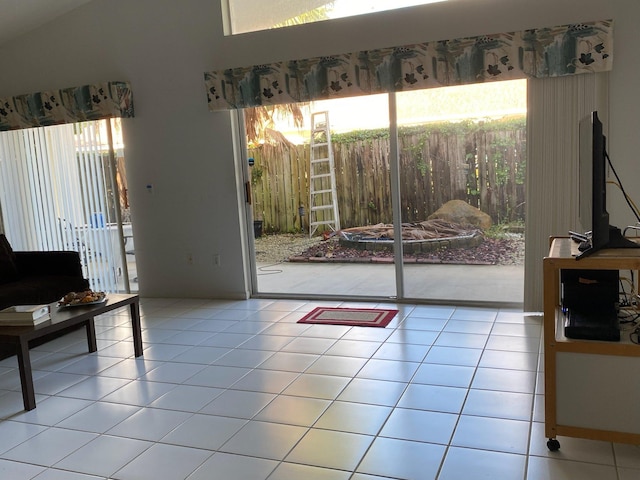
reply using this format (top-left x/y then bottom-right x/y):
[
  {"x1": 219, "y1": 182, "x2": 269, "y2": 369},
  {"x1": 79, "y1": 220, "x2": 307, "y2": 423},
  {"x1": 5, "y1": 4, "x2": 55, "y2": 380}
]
[
  {"x1": 246, "y1": 80, "x2": 526, "y2": 305},
  {"x1": 0, "y1": 119, "x2": 136, "y2": 293},
  {"x1": 250, "y1": 93, "x2": 396, "y2": 299}
]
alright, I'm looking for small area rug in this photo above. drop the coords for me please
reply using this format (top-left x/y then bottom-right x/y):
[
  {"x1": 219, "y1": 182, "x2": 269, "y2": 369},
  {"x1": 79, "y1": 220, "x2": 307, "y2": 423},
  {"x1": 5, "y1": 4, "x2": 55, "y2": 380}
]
[{"x1": 297, "y1": 307, "x2": 398, "y2": 328}]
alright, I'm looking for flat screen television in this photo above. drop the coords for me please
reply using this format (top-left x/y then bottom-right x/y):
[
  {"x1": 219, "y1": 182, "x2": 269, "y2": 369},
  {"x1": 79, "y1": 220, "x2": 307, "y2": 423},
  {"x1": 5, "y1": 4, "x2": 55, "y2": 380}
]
[{"x1": 576, "y1": 111, "x2": 639, "y2": 259}]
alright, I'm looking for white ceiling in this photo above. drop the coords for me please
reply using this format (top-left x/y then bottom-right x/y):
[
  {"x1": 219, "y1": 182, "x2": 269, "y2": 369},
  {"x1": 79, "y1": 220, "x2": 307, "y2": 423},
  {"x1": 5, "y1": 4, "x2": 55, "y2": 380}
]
[{"x1": 0, "y1": 0, "x2": 93, "y2": 46}]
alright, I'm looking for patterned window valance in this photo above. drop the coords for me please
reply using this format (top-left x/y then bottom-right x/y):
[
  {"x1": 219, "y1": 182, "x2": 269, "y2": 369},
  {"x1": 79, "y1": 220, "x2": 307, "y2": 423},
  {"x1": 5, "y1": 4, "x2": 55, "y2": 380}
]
[
  {"x1": 204, "y1": 19, "x2": 613, "y2": 111},
  {"x1": 0, "y1": 81, "x2": 134, "y2": 131}
]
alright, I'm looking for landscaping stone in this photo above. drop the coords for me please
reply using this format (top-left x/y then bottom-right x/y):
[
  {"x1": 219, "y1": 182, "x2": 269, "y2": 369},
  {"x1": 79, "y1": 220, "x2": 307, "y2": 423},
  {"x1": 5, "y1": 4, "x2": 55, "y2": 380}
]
[{"x1": 428, "y1": 199, "x2": 492, "y2": 231}]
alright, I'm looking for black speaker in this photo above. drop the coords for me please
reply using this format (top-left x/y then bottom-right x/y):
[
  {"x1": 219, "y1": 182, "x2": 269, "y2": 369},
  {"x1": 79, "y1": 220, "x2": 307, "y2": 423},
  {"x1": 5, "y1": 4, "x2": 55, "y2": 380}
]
[{"x1": 561, "y1": 269, "x2": 619, "y2": 312}]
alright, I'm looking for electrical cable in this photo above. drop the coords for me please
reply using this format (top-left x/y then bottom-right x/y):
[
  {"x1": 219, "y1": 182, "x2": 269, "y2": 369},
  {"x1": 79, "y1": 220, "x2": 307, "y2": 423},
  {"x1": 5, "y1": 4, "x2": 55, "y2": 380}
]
[
  {"x1": 257, "y1": 262, "x2": 284, "y2": 275},
  {"x1": 607, "y1": 180, "x2": 640, "y2": 222},
  {"x1": 620, "y1": 308, "x2": 640, "y2": 343},
  {"x1": 618, "y1": 309, "x2": 640, "y2": 324},
  {"x1": 605, "y1": 151, "x2": 640, "y2": 222},
  {"x1": 618, "y1": 276, "x2": 637, "y2": 307},
  {"x1": 618, "y1": 277, "x2": 629, "y2": 307}
]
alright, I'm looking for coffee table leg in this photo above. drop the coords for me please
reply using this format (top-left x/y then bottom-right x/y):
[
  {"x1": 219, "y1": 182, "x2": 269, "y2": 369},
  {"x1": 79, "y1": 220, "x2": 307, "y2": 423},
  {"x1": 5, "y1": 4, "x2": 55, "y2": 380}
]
[
  {"x1": 129, "y1": 300, "x2": 143, "y2": 357},
  {"x1": 86, "y1": 318, "x2": 97, "y2": 353},
  {"x1": 16, "y1": 339, "x2": 36, "y2": 411}
]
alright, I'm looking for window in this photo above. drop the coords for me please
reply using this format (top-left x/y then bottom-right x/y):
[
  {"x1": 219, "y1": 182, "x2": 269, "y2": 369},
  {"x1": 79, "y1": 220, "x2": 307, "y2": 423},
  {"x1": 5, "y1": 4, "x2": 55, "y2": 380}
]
[{"x1": 224, "y1": 0, "x2": 446, "y2": 35}]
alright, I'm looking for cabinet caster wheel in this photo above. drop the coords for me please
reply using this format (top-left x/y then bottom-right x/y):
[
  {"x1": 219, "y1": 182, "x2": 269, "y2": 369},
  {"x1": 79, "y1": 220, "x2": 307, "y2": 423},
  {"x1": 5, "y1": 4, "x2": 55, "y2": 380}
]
[{"x1": 547, "y1": 439, "x2": 560, "y2": 451}]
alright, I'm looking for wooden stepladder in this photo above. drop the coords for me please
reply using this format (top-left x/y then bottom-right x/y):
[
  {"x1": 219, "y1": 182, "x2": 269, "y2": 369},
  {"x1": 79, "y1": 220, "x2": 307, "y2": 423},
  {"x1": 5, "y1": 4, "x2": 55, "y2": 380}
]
[{"x1": 309, "y1": 111, "x2": 340, "y2": 237}]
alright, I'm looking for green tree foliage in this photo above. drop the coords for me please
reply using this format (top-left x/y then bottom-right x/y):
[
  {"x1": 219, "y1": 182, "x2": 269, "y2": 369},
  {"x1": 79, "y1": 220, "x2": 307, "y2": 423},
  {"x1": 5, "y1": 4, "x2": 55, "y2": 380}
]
[{"x1": 276, "y1": 2, "x2": 335, "y2": 27}]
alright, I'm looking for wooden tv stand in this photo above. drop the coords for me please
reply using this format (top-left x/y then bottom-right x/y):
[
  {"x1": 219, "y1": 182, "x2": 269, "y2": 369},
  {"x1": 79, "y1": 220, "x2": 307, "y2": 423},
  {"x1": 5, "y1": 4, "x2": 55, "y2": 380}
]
[{"x1": 543, "y1": 237, "x2": 640, "y2": 450}]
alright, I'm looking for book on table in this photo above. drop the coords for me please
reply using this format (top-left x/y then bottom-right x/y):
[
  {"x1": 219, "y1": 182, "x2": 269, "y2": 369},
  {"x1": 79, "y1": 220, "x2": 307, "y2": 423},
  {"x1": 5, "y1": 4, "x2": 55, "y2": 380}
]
[{"x1": 0, "y1": 305, "x2": 51, "y2": 325}]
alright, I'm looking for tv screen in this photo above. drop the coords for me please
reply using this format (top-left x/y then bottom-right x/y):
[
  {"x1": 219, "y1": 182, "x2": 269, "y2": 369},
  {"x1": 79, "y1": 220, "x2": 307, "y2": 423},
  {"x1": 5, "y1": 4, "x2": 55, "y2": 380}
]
[
  {"x1": 577, "y1": 111, "x2": 640, "y2": 259},
  {"x1": 578, "y1": 112, "x2": 608, "y2": 252}
]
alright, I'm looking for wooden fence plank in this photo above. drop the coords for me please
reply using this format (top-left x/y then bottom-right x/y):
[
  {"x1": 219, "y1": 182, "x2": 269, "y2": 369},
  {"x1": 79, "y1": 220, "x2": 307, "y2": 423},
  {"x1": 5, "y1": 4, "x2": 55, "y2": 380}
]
[{"x1": 249, "y1": 123, "x2": 525, "y2": 234}]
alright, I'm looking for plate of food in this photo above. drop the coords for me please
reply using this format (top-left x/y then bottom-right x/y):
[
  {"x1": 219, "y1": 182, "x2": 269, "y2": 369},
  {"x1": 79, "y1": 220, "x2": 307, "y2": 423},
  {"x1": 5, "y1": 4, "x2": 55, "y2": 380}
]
[{"x1": 58, "y1": 290, "x2": 107, "y2": 307}]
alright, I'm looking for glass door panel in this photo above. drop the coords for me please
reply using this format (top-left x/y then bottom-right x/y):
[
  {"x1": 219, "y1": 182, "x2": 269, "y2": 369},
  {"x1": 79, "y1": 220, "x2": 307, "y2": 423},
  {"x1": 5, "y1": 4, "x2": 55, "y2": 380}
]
[
  {"x1": 395, "y1": 82, "x2": 526, "y2": 304},
  {"x1": 251, "y1": 94, "x2": 397, "y2": 299}
]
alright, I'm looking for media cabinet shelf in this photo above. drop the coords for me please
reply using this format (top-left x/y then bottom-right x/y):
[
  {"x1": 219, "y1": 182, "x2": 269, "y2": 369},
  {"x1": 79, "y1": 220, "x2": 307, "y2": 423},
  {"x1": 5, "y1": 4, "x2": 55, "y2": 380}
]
[
  {"x1": 543, "y1": 236, "x2": 640, "y2": 449},
  {"x1": 553, "y1": 312, "x2": 640, "y2": 356}
]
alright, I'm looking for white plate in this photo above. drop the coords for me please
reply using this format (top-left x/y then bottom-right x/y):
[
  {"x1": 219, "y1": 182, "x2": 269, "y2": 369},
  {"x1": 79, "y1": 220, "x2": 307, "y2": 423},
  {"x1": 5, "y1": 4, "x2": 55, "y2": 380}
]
[{"x1": 58, "y1": 296, "x2": 107, "y2": 308}]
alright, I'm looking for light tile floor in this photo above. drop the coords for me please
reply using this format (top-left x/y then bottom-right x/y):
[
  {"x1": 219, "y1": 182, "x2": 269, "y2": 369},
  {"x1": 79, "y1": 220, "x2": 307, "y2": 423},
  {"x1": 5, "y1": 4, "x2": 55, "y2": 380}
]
[{"x1": 0, "y1": 298, "x2": 638, "y2": 479}]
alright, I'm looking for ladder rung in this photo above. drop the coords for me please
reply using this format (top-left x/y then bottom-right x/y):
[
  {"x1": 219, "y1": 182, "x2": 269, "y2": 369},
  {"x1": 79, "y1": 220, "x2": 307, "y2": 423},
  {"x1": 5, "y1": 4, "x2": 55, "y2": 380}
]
[
  {"x1": 311, "y1": 189, "x2": 332, "y2": 194},
  {"x1": 310, "y1": 222, "x2": 336, "y2": 226},
  {"x1": 310, "y1": 221, "x2": 337, "y2": 227},
  {"x1": 312, "y1": 142, "x2": 328, "y2": 147},
  {"x1": 311, "y1": 173, "x2": 331, "y2": 179},
  {"x1": 311, "y1": 205, "x2": 334, "y2": 211}
]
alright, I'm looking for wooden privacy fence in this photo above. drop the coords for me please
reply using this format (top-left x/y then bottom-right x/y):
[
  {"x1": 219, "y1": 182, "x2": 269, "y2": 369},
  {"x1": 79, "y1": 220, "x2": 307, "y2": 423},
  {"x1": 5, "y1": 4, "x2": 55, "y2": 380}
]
[{"x1": 250, "y1": 120, "x2": 526, "y2": 234}]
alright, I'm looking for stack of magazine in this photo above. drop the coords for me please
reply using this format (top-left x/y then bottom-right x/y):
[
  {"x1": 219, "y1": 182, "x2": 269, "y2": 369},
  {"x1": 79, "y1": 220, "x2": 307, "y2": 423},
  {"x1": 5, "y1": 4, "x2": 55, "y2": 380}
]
[{"x1": 0, "y1": 304, "x2": 51, "y2": 326}]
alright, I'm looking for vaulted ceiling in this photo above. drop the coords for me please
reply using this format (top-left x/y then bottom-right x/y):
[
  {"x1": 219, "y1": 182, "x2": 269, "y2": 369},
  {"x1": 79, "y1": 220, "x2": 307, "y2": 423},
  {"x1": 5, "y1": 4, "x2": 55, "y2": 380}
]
[{"x1": 0, "y1": 0, "x2": 93, "y2": 46}]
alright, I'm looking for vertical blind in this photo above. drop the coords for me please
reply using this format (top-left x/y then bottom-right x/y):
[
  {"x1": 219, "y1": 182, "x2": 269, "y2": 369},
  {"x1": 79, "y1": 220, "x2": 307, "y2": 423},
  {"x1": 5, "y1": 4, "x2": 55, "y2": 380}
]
[
  {"x1": 524, "y1": 73, "x2": 608, "y2": 311},
  {"x1": 0, "y1": 120, "x2": 130, "y2": 293}
]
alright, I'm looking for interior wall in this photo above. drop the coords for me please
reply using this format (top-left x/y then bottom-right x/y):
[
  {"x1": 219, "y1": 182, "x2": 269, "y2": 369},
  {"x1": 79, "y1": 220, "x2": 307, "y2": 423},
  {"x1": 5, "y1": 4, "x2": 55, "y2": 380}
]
[
  {"x1": 606, "y1": 2, "x2": 640, "y2": 229},
  {"x1": 0, "y1": 0, "x2": 638, "y2": 300}
]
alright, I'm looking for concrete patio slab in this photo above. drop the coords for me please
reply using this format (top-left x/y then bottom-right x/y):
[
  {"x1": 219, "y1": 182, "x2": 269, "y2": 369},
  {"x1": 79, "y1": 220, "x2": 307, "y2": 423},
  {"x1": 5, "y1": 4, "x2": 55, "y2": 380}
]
[{"x1": 256, "y1": 262, "x2": 524, "y2": 307}]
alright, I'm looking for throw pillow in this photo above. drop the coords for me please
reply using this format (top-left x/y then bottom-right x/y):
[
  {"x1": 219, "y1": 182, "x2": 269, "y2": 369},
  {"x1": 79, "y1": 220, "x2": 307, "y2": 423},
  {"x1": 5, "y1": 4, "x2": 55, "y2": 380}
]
[{"x1": 0, "y1": 234, "x2": 20, "y2": 284}]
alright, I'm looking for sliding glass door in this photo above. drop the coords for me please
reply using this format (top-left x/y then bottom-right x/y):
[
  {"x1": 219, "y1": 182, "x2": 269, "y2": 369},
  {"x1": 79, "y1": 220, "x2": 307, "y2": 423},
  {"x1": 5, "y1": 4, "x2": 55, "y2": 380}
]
[
  {"x1": 251, "y1": 94, "x2": 397, "y2": 299},
  {"x1": 247, "y1": 81, "x2": 526, "y2": 305},
  {"x1": 0, "y1": 119, "x2": 136, "y2": 293}
]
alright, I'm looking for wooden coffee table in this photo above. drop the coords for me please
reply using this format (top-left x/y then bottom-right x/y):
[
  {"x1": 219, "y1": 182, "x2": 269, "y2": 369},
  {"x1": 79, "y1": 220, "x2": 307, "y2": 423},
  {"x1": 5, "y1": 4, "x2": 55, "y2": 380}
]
[{"x1": 0, "y1": 293, "x2": 142, "y2": 410}]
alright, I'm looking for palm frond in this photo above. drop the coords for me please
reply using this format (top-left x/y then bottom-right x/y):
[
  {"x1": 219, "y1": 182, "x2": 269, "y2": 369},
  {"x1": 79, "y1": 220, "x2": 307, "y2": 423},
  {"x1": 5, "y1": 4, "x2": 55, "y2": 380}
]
[{"x1": 244, "y1": 103, "x2": 308, "y2": 146}]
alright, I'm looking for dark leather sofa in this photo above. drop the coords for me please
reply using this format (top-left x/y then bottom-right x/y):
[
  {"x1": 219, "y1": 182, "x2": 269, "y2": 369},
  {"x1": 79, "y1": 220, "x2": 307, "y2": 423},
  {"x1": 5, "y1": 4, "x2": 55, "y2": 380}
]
[
  {"x1": 0, "y1": 234, "x2": 90, "y2": 359},
  {"x1": 1, "y1": 234, "x2": 90, "y2": 310}
]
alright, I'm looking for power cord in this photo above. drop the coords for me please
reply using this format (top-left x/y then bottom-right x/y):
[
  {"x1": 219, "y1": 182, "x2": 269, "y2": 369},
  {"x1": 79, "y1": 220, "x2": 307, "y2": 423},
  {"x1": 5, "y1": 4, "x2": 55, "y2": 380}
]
[
  {"x1": 257, "y1": 262, "x2": 284, "y2": 275},
  {"x1": 605, "y1": 151, "x2": 640, "y2": 222},
  {"x1": 623, "y1": 225, "x2": 640, "y2": 238},
  {"x1": 618, "y1": 309, "x2": 640, "y2": 324},
  {"x1": 620, "y1": 301, "x2": 640, "y2": 343}
]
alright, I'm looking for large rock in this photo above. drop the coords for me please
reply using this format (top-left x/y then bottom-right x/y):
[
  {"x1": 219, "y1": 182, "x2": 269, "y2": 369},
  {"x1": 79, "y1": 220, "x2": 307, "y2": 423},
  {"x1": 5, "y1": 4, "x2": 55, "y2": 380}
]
[{"x1": 428, "y1": 200, "x2": 492, "y2": 231}]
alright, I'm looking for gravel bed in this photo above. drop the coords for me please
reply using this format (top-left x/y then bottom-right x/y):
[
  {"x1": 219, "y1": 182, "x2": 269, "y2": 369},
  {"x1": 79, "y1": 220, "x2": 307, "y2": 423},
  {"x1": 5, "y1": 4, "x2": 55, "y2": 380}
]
[
  {"x1": 254, "y1": 233, "x2": 524, "y2": 265},
  {"x1": 254, "y1": 233, "x2": 323, "y2": 263}
]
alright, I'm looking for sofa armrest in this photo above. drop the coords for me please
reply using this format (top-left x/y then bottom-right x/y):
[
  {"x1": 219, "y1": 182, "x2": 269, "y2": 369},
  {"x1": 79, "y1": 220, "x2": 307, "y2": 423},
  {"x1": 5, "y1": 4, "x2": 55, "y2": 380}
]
[{"x1": 14, "y1": 251, "x2": 85, "y2": 278}]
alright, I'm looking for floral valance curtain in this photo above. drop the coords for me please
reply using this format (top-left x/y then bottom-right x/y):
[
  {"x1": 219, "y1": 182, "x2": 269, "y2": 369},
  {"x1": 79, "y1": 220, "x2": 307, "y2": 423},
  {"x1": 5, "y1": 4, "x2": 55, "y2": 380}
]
[
  {"x1": 204, "y1": 19, "x2": 612, "y2": 111},
  {"x1": 0, "y1": 81, "x2": 134, "y2": 131}
]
